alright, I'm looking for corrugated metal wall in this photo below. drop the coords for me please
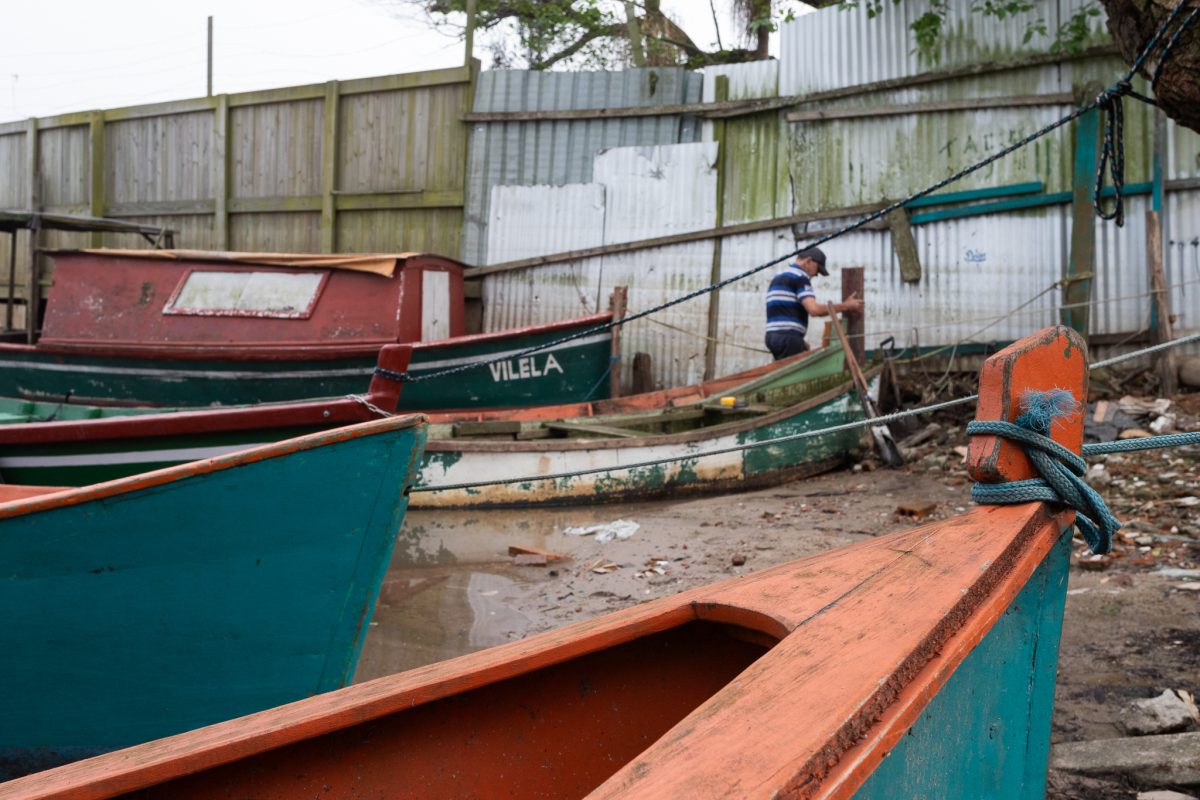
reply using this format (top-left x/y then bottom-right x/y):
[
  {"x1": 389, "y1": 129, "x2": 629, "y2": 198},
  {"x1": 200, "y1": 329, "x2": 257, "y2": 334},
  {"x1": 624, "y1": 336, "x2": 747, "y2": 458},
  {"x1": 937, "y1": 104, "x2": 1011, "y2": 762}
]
[
  {"x1": 483, "y1": 142, "x2": 719, "y2": 391},
  {"x1": 0, "y1": 66, "x2": 472, "y2": 311},
  {"x1": 462, "y1": 68, "x2": 703, "y2": 267},
  {"x1": 475, "y1": 0, "x2": 1200, "y2": 386}
]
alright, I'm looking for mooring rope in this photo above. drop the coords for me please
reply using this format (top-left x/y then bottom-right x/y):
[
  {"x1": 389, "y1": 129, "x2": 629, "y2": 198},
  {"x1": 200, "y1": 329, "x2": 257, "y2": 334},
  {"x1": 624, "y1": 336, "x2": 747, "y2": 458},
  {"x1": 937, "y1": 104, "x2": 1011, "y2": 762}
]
[{"x1": 376, "y1": 7, "x2": 1200, "y2": 388}]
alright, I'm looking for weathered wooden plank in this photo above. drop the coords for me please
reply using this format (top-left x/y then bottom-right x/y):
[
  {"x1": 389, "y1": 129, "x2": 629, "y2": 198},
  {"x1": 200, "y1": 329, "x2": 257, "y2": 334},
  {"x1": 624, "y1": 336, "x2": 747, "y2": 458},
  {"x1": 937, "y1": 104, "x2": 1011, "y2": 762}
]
[
  {"x1": 886, "y1": 208, "x2": 921, "y2": 283},
  {"x1": 785, "y1": 93, "x2": 1074, "y2": 123}
]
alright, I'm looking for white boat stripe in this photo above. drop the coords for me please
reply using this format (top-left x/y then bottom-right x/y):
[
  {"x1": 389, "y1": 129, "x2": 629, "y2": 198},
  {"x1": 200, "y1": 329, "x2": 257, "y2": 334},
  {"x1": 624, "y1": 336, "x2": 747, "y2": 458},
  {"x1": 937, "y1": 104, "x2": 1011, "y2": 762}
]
[{"x1": 0, "y1": 443, "x2": 266, "y2": 469}]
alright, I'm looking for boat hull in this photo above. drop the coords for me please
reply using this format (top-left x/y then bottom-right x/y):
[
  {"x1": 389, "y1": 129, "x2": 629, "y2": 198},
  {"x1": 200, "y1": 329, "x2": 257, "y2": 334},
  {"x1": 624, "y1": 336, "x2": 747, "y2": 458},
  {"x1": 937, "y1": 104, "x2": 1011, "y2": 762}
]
[
  {"x1": 0, "y1": 415, "x2": 426, "y2": 779},
  {"x1": 0, "y1": 321, "x2": 612, "y2": 410},
  {"x1": 413, "y1": 377, "x2": 866, "y2": 509}
]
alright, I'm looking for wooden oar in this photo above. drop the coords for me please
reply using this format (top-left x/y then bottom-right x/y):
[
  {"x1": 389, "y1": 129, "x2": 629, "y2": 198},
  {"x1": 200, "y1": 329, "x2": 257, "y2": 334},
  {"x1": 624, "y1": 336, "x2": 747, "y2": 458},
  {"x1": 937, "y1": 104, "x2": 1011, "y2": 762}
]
[{"x1": 828, "y1": 305, "x2": 904, "y2": 467}]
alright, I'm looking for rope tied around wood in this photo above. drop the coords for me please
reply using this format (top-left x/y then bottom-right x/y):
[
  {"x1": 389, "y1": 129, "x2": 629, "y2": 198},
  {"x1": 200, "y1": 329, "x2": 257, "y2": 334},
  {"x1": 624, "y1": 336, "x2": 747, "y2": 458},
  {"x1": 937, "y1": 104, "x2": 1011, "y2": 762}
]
[{"x1": 968, "y1": 389, "x2": 1121, "y2": 556}]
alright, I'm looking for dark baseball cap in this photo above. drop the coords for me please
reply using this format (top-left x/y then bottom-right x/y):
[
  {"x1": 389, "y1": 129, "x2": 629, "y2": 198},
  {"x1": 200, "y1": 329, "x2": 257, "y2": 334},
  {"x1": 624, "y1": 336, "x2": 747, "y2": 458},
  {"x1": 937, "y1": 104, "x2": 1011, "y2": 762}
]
[{"x1": 797, "y1": 246, "x2": 828, "y2": 276}]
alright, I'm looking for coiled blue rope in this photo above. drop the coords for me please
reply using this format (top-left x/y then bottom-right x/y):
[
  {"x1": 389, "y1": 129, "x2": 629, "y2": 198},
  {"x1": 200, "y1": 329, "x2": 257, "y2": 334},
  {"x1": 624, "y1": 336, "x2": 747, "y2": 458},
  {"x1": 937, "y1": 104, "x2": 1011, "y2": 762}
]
[{"x1": 968, "y1": 390, "x2": 1121, "y2": 555}]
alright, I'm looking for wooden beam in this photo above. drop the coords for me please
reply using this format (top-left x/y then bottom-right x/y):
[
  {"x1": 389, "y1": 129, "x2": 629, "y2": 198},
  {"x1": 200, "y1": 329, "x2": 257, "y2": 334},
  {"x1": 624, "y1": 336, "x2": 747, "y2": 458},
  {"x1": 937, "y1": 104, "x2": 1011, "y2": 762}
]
[
  {"x1": 704, "y1": 76, "x2": 729, "y2": 383},
  {"x1": 886, "y1": 208, "x2": 921, "y2": 283},
  {"x1": 785, "y1": 93, "x2": 1074, "y2": 123},
  {"x1": 213, "y1": 94, "x2": 229, "y2": 250},
  {"x1": 1063, "y1": 100, "x2": 1100, "y2": 336},
  {"x1": 26, "y1": 117, "x2": 40, "y2": 345},
  {"x1": 466, "y1": 203, "x2": 888, "y2": 278},
  {"x1": 1147, "y1": 210, "x2": 1177, "y2": 394},
  {"x1": 841, "y1": 266, "x2": 866, "y2": 367},
  {"x1": 320, "y1": 81, "x2": 340, "y2": 254},
  {"x1": 609, "y1": 286, "x2": 627, "y2": 399},
  {"x1": 88, "y1": 112, "x2": 105, "y2": 248}
]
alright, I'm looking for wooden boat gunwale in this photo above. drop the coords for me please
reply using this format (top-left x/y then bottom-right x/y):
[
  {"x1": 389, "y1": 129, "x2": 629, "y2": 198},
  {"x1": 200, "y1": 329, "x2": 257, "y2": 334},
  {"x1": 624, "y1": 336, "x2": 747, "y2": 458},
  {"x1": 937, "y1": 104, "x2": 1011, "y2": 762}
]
[
  {"x1": 423, "y1": 369, "x2": 865, "y2": 455},
  {"x1": 0, "y1": 413, "x2": 424, "y2": 520}
]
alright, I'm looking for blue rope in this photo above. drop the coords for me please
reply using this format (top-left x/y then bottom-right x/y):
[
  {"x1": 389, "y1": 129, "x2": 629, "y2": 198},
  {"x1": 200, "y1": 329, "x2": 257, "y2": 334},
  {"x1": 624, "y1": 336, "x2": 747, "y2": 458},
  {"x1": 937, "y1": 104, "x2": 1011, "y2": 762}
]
[
  {"x1": 967, "y1": 390, "x2": 1121, "y2": 555},
  {"x1": 1083, "y1": 430, "x2": 1200, "y2": 456}
]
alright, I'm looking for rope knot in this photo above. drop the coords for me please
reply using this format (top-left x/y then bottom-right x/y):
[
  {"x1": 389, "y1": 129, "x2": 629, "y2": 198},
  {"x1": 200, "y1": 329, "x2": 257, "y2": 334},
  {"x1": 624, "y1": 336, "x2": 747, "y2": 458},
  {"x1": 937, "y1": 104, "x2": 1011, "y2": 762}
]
[{"x1": 967, "y1": 389, "x2": 1120, "y2": 555}]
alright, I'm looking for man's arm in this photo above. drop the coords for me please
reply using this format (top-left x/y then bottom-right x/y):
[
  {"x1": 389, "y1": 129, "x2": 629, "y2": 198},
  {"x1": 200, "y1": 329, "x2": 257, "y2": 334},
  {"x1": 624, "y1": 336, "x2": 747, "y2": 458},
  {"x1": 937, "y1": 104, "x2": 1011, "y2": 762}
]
[{"x1": 801, "y1": 292, "x2": 864, "y2": 317}]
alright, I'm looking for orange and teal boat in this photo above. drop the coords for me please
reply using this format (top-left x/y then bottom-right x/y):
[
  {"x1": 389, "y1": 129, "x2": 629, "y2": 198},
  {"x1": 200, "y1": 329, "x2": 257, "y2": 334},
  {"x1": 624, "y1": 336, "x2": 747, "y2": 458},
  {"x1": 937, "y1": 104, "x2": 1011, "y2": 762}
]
[
  {"x1": 1, "y1": 327, "x2": 1085, "y2": 798},
  {"x1": 0, "y1": 414, "x2": 427, "y2": 781}
]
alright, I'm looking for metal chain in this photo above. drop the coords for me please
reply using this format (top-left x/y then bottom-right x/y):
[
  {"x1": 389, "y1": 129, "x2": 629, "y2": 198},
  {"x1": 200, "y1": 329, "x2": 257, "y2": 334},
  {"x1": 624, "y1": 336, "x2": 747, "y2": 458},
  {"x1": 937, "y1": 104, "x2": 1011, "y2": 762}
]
[{"x1": 345, "y1": 393, "x2": 393, "y2": 418}]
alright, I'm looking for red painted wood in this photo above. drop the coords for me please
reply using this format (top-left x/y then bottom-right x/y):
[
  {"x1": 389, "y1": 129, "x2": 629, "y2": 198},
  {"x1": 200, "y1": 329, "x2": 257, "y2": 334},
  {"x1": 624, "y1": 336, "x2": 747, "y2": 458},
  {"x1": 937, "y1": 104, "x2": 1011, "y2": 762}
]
[{"x1": 23, "y1": 251, "x2": 467, "y2": 358}]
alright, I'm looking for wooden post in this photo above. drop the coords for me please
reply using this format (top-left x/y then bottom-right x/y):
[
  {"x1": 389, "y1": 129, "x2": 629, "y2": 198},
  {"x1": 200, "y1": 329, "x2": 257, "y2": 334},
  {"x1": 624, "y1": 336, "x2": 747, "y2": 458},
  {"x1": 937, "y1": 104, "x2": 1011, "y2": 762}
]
[
  {"x1": 6, "y1": 232, "x2": 15, "y2": 331},
  {"x1": 703, "y1": 76, "x2": 729, "y2": 382},
  {"x1": 89, "y1": 112, "x2": 105, "y2": 248},
  {"x1": 319, "y1": 81, "x2": 340, "y2": 254},
  {"x1": 631, "y1": 352, "x2": 653, "y2": 394},
  {"x1": 886, "y1": 208, "x2": 921, "y2": 283},
  {"x1": 841, "y1": 265, "x2": 865, "y2": 367},
  {"x1": 1149, "y1": 109, "x2": 1176, "y2": 395},
  {"x1": 206, "y1": 16, "x2": 214, "y2": 97},
  {"x1": 609, "y1": 286, "x2": 627, "y2": 398},
  {"x1": 213, "y1": 94, "x2": 230, "y2": 250},
  {"x1": 1063, "y1": 95, "x2": 1100, "y2": 336},
  {"x1": 967, "y1": 325, "x2": 1087, "y2": 485},
  {"x1": 25, "y1": 116, "x2": 40, "y2": 345},
  {"x1": 1147, "y1": 211, "x2": 1177, "y2": 394}
]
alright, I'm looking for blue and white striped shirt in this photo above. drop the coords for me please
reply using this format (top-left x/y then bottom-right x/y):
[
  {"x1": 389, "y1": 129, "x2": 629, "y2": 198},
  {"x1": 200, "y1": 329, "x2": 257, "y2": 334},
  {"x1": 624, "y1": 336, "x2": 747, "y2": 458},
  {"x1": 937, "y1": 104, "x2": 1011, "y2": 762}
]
[{"x1": 765, "y1": 265, "x2": 816, "y2": 334}]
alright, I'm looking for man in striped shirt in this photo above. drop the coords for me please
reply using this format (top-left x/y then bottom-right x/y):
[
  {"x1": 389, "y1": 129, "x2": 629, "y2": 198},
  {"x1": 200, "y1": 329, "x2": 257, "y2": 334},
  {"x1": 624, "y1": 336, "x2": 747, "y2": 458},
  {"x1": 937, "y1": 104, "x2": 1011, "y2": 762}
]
[{"x1": 764, "y1": 246, "x2": 863, "y2": 360}]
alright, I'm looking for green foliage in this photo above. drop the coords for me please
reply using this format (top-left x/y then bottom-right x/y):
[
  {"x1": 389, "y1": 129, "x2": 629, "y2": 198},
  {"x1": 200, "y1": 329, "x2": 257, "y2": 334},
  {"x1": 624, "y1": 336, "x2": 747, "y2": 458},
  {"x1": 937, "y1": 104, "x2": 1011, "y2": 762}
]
[{"x1": 838, "y1": 0, "x2": 1104, "y2": 64}]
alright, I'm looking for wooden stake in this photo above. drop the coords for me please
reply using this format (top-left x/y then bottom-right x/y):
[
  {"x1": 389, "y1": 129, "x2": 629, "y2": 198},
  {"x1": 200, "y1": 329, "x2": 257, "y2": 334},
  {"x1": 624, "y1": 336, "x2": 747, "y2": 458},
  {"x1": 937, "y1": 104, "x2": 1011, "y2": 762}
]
[
  {"x1": 828, "y1": 305, "x2": 903, "y2": 467},
  {"x1": 1147, "y1": 210, "x2": 1177, "y2": 395},
  {"x1": 609, "y1": 286, "x2": 627, "y2": 398}
]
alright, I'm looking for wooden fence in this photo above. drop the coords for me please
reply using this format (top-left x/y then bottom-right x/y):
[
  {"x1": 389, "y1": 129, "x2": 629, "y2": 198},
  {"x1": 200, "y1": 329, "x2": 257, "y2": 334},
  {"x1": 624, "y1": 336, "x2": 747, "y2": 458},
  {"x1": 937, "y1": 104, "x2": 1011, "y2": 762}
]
[{"x1": 0, "y1": 64, "x2": 473, "y2": 326}]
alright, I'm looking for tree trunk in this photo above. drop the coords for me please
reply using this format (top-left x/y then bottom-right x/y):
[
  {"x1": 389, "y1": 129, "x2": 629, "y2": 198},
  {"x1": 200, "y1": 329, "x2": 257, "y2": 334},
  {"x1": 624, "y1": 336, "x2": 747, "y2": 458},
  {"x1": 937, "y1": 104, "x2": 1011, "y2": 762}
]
[{"x1": 1101, "y1": 0, "x2": 1200, "y2": 134}]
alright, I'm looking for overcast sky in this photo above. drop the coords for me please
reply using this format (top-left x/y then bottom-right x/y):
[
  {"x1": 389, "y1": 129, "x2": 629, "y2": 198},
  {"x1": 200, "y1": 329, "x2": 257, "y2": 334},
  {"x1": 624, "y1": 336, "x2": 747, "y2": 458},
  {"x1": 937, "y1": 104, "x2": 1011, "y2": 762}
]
[{"x1": 0, "y1": 1, "x2": 799, "y2": 124}]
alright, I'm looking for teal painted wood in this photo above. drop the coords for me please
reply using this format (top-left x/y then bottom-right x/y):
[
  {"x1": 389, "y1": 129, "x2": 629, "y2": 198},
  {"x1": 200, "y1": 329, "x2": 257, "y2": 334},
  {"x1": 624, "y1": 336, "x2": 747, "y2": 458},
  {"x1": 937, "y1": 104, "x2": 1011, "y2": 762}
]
[
  {"x1": 903, "y1": 181, "x2": 1044, "y2": 210},
  {"x1": 0, "y1": 425, "x2": 318, "y2": 487},
  {"x1": 851, "y1": 528, "x2": 1071, "y2": 800},
  {"x1": 0, "y1": 417, "x2": 426, "y2": 779},
  {"x1": 0, "y1": 328, "x2": 612, "y2": 410},
  {"x1": 397, "y1": 328, "x2": 613, "y2": 410},
  {"x1": 909, "y1": 182, "x2": 1152, "y2": 225},
  {"x1": 0, "y1": 350, "x2": 377, "y2": 407}
]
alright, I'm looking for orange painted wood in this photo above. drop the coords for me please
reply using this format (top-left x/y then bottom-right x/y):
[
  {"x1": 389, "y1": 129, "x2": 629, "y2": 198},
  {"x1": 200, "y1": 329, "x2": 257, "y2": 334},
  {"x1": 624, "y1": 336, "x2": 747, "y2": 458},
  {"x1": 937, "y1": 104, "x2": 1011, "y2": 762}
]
[
  {"x1": 5, "y1": 506, "x2": 1069, "y2": 800},
  {"x1": 967, "y1": 325, "x2": 1087, "y2": 483}
]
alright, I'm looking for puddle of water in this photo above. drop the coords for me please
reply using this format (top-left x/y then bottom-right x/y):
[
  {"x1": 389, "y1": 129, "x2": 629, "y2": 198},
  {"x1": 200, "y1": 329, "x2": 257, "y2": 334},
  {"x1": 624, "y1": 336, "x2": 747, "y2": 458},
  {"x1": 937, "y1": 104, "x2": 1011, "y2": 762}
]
[{"x1": 355, "y1": 506, "x2": 643, "y2": 682}]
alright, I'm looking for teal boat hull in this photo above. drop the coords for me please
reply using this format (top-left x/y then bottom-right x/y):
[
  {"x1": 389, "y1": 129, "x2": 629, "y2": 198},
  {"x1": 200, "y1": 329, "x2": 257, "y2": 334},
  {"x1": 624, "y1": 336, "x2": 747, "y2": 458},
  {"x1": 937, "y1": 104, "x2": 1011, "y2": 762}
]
[
  {"x1": 0, "y1": 415, "x2": 426, "y2": 779},
  {"x1": 0, "y1": 325, "x2": 611, "y2": 410}
]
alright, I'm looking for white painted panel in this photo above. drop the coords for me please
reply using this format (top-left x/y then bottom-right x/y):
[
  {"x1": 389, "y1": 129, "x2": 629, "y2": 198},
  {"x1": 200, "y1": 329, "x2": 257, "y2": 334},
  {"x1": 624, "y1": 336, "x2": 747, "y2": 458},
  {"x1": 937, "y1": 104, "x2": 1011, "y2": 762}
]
[
  {"x1": 421, "y1": 270, "x2": 451, "y2": 342},
  {"x1": 166, "y1": 271, "x2": 324, "y2": 318}
]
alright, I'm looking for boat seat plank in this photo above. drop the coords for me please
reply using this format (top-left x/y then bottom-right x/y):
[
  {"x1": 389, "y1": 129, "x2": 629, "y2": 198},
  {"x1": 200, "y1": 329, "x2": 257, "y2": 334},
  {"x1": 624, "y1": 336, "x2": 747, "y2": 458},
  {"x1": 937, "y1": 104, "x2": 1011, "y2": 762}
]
[{"x1": 543, "y1": 422, "x2": 640, "y2": 438}]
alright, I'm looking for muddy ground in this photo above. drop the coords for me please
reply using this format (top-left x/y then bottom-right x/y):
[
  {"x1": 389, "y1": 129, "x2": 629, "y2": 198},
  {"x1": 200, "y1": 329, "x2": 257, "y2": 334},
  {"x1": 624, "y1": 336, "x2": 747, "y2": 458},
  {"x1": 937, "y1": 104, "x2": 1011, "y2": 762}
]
[{"x1": 355, "y1": 408, "x2": 1200, "y2": 799}]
